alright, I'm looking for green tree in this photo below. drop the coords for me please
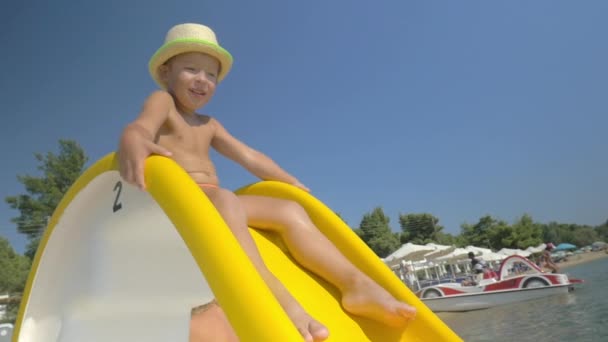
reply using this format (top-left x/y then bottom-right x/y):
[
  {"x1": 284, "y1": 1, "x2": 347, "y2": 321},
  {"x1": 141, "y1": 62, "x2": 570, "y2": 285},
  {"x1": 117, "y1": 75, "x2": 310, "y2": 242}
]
[
  {"x1": 460, "y1": 215, "x2": 509, "y2": 249},
  {"x1": 0, "y1": 237, "x2": 30, "y2": 323},
  {"x1": 485, "y1": 223, "x2": 512, "y2": 250},
  {"x1": 502, "y1": 214, "x2": 542, "y2": 249},
  {"x1": 352, "y1": 227, "x2": 364, "y2": 239},
  {"x1": 569, "y1": 226, "x2": 599, "y2": 247},
  {"x1": 434, "y1": 231, "x2": 457, "y2": 246},
  {"x1": 541, "y1": 222, "x2": 562, "y2": 244},
  {"x1": 558, "y1": 224, "x2": 578, "y2": 244},
  {"x1": 5, "y1": 139, "x2": 88, "y2": 259},
  {"x1": 541, "y1": 222, "x2": 592, "y2": 245},
  {"x1": 399, "y1": 213, "x2": 444, "y2": 244},
  {"x1": 358, "y1": 207, "x2": 400, "y2": 257},
  {"x1": 596, "y1": 219, "x2": 608, "y2": 242}
]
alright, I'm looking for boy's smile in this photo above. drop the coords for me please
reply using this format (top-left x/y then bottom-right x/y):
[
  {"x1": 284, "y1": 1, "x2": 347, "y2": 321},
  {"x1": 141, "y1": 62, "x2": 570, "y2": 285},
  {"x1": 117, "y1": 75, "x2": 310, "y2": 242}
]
[
  {"x1": 190, "y1": 89, "x2": 207, "y2": 97},
  {"x1": 189, "y1": 88, "x2": 209, "y2": 103}
]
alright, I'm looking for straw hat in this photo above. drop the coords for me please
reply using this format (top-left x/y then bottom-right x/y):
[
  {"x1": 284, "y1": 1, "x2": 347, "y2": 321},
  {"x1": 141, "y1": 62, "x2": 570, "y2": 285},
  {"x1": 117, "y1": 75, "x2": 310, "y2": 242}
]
[{"x1": 148, "y1": 23, "x2": 233, "y2": 88}]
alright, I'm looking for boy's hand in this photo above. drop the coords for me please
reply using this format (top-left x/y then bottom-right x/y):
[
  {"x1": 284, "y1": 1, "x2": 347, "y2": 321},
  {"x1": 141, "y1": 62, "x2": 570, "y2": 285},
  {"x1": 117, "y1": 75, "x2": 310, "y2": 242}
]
[
  {"x1": 118, "y1": 131, "x2": 172, "y2": 190},
  {"x1": 292, "y1": 181, "x2": 310, "y2": 192}
]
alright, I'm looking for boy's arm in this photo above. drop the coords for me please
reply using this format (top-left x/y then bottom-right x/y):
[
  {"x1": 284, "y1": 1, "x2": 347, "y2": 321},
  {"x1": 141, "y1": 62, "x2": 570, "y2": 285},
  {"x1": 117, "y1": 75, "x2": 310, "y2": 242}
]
[
  {"x1": 210, "y1": 118, "x2": 309, "y2": 191},
  {"x1": 118, "y1": 91, "x2": 173, "y2": 190}
]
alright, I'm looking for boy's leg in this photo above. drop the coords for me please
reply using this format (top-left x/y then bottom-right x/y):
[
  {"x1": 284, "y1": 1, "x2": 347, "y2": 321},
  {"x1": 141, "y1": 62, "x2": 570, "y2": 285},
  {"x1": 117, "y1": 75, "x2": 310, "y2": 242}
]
[
  {"x1": 190, "y1": 300, "x2": 239, "y2": 342},
  {"x1": 202, "y1": 187, "x2": 329, "y2": 342},
  {"x1": 550, "y1": 263, "x2": 560, "y2": 273},
  {"x1": 238, "y1": 195, "x2": 416, "y2": 327}
]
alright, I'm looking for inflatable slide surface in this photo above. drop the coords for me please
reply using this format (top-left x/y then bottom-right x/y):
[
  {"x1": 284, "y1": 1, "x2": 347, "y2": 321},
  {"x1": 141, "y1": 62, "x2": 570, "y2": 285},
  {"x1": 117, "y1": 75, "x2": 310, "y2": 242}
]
[{"x1": 13, "y1": 153, "x2": 461, "y2": 341}]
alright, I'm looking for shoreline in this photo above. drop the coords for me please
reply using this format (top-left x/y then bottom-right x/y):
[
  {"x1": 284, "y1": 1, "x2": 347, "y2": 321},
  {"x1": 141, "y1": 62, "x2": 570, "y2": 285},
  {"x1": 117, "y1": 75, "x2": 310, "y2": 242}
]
[{"x1": 556, "y1": 250, "x2": 608, "y2": 270}]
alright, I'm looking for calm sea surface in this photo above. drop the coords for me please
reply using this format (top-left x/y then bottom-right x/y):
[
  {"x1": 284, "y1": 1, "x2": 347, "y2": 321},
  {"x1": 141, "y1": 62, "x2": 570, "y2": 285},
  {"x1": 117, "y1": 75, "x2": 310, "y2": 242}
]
[{"x1": 438, "y1": 257, "x2": 608, "y2": 342}]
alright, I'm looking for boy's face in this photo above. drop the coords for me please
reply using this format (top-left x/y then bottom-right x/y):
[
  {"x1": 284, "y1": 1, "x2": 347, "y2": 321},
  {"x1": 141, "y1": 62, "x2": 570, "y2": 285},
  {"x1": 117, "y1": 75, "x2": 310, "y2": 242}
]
[{"x1": 160, "y1": 52, "x2": 221, "y2": 112}]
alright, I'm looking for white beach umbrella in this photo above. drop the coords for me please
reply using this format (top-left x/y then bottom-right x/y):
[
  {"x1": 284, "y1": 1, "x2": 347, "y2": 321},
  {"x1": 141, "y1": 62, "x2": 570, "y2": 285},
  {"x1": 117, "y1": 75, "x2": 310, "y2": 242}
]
[
  {"x1": 384, "y1": 242, "x2": 430, "y2": 262},
  {"x1": 525, "y1": 244, "x2": 546, "y2": 254},
  {"x1": 497, "y1": 248, "x2": 531, "y2": 257}
]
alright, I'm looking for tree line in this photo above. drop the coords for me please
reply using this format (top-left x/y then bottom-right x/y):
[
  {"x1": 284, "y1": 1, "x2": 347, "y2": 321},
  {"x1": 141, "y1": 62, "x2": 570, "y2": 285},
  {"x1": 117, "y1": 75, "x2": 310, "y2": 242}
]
[
  {"x1": 1, "y1": 139, "x2": 607, "y2": 323},
  {"x1": 1, "y1": 140, "x2": 87, "y2": 323},
  {"x1": 353, "y1": 208, "x2": 608, "y2": 258}
]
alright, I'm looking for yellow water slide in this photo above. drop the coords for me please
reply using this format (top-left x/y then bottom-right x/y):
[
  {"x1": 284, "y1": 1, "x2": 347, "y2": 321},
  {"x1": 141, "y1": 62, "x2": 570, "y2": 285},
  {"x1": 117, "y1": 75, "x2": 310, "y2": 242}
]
[{"x1": 12, "y1": 153, "x2": 461, "y2": 342}]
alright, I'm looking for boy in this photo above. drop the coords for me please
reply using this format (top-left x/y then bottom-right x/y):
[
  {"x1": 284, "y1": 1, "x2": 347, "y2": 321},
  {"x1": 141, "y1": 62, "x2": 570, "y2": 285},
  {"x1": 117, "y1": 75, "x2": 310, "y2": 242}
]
[
  {"x1": 118, "y1": 23, "x2": 416, "y2": 341},
  {"x1": 541, "y1": 243, "x2": 560, "y2": 273},
  {"x1": 468, "y1": 251, "x2": 487, "y2": 283}
]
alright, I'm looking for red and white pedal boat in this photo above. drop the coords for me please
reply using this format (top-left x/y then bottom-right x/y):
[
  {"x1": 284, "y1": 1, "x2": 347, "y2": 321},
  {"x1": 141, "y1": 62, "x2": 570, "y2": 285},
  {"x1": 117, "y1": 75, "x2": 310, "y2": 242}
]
[{"x1": 417, "y1": 255, "x2": 584, "y2": 312}]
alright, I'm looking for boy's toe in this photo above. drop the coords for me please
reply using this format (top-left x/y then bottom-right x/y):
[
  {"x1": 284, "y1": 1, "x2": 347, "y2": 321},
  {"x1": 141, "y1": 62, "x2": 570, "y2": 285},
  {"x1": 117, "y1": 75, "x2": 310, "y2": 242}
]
[
  {"x1": 309, "y1": 320, "x2": 329, "y2": 340},
  {"x1": 297, "y1": 327, "x2": 314, "y2": 342}
]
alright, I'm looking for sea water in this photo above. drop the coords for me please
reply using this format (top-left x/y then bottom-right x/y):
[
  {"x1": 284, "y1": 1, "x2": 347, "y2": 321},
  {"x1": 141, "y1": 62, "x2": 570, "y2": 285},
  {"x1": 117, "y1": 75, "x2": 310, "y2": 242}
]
[{"x1": 438, "y1": 257, "x2": 608, "y2": 342}]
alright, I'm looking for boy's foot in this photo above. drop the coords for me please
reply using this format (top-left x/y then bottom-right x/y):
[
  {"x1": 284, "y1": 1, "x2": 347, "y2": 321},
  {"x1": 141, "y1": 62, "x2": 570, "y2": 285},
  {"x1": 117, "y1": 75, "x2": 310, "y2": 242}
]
[
  {"x1": 282, "y1": 300, "x2": 329, "y2": 341},
  {"x1": 264, "y1": 274, "x2": 329, "y2": 341},
  {"x1": 341, "y1": 277, "x2": 417, "y2": 327}
]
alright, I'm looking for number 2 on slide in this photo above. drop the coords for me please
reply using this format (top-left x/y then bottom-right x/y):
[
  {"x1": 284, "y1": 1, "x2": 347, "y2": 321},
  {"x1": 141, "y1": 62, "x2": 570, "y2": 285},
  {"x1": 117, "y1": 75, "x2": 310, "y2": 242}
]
[{"x1": 113, "y1": 181, "x2": 123, "y2": 213}]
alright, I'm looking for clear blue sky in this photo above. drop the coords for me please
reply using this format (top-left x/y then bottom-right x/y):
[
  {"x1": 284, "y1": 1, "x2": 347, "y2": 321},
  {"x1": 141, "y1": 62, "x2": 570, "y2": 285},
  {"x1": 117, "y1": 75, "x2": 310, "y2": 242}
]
[{"x1": 1, "y1": 0, "x2": 606, "y2": 253}]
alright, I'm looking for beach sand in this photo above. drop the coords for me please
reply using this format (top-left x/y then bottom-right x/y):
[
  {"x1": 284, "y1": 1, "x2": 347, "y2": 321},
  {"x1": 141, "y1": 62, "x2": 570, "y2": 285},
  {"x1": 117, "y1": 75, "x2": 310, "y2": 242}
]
[{"x1": 557, "y1": 250, "x2": 608, "y2": 270}]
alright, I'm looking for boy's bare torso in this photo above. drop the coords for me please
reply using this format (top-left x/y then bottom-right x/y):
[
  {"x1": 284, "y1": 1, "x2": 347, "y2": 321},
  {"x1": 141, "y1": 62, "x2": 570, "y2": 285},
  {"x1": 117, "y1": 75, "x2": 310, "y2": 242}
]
[
  {"x1": 541, "y1": 250, "x2": 551, "y2": 263},
  {"x1": 155, "y1": 104, "x2": 220, "y2": 186}
]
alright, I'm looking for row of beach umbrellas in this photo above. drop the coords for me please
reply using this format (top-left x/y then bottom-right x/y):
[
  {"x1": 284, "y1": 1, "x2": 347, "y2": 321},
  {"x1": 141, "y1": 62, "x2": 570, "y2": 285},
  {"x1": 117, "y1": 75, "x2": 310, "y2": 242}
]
[{"x1": 382, "y1": 242, "x2": 561, "y2": 268}]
